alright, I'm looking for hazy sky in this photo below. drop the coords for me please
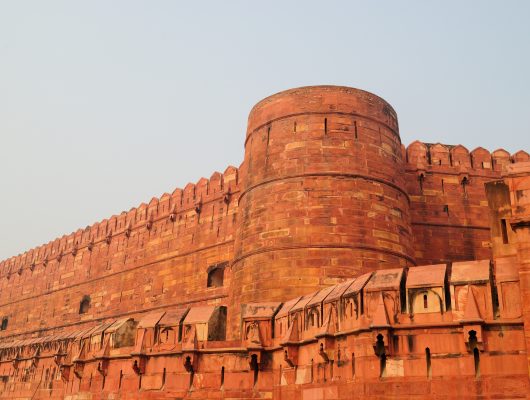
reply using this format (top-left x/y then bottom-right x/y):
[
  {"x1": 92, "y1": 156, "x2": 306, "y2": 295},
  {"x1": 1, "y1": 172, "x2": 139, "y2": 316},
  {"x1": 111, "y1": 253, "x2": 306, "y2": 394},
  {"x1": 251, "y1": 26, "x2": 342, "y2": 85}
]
[{"x1": 1, "y1": 1, "x2": 529, "y2": 260}]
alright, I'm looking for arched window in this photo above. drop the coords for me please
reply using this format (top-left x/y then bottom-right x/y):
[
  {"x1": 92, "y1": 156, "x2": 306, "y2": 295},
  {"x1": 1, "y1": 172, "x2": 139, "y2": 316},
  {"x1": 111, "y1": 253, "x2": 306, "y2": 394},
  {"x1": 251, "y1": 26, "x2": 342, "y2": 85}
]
[
  {"x1": 79, "y1": 295, "x2": 91, "y2": 314},
  {"x1": 423, "y1": 293, "x2": 428, "y2": 309},
  {"x1": 207, "y1": 262, "x2": 227, "y2": 288}
]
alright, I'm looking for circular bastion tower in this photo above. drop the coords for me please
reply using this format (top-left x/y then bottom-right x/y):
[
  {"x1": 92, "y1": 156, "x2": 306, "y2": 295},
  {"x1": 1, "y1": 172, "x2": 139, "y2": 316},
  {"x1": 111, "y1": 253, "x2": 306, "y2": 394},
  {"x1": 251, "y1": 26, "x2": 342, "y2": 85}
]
[{"x1": 229, "y1": 86, "x2": 415, "y2": 336}]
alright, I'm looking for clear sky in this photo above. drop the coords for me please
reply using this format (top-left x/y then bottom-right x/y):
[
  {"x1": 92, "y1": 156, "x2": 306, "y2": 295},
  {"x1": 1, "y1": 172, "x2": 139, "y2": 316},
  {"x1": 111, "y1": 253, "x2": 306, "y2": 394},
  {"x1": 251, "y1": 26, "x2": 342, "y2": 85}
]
[{"x1": 1, "y1": 1, "x2": 529, "y2": 260}]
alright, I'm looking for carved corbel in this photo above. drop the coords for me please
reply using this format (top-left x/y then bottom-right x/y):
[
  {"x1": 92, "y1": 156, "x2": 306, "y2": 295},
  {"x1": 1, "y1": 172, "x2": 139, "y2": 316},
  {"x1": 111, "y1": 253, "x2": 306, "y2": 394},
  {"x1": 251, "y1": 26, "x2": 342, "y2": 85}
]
[
  {"x1": 223, "y1": 189, "x2": 232, "y2": 205},
  {"x1": 124, "y1": 223, "x2": 132, "y2": 238},
  {"x1": 248, "y1": 350, "x2": 261, "y2": 372},
  {"x1": 194, "y1": 200, "x2": 202, "y2": 215},
  {"x1": 283, "y1": 346, "x2": 298, "y2": 368},
  {"x1": 317, "y1": 338, "x2": 334, "y2": 363},
  {"x1": 463, "y1": 325, "x2": 484, "y2": 352},
  {"x1": 72, "y1": 359, "x2": 84, "y2": 379},
  {"x1": 315, "y1": 311, "x2": 336, "y2": 363},
  {"x1": 182, "y1": 324, "x2": 199, "y2": 373},
  {"x1": 146, "y1": 215, "x2": 153, "y2": 230},
  {"x1": 131, "y1": 355, "x2": 146, "y2": 375},
  {"x1": 183, "y1": 353, "x2": 197, "y2": 373},
  {"x1": 30, "y1": 347, "x2": 40, "y2": 369},
  {"x1": 59, "y1": 364, "x2": 71, "y2": 382},
  {"x1": 96, "y1": 359, "x2": 109, "y2": 376},
  {"x1": 372, "y1": 330, "x2": 390, "y2": 357},
  {"x1": 53, "y1": 351, "x2": 66, "y2": 367}
]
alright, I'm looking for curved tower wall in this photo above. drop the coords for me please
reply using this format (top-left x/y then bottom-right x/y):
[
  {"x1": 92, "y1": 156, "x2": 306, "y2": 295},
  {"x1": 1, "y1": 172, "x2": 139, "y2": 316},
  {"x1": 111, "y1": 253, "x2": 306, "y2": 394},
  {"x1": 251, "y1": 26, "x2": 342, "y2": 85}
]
[{"x1": 229, "y1": 86, "x2": 414, "y2": 334}]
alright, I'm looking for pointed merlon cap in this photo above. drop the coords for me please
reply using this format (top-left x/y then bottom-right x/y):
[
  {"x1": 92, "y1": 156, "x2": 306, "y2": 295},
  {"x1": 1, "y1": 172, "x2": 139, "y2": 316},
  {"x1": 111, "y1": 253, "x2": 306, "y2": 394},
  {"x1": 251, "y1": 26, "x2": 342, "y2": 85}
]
[
  {"x1": 138, "y1": 311, "x2": 166, "y2": 329},
  {"x1": 407, "y1": 264, "x2": 446, "y2": 288},
  {"x1": 183, "y1": 306, "x2": 218, "y2": 325},
  {"x1": 159, "y1": 308, "x2": 189, "y2": 328},
  {"x1": 494, "y1": 256, "x2": 518, "y2": 283},
  {"x1": 451, "y1": 260, "x2": 490, "y2": 285},
  {"x1": 324, "y1": 278, "x2": 356, "y2": 304},
  {"x1": 242, "y1": 302, "x2": 282, "y2": 320},
  {"x1": 290, "y1": 292, "x2": 318, "y2": 314},
  {"x1": 343, "y1": 272, "x2": 373, "y2": 297},
  {"x1": 306, "y1": 286, "x2": 336, "y2": 309},
  {"x1": 364, "y1": 269, "x2": 403, "y2": 292},
  {"x1": 276, "y1": 296, "x2": 302, "y2": 319}
]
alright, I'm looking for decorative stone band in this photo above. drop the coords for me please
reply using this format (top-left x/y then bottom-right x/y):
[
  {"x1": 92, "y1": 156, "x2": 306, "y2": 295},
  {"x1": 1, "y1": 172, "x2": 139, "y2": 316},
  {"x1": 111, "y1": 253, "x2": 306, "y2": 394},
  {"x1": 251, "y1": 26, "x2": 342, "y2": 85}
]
[{"x1": 231, "y1": 243, "x2": 417, "y2": 267}]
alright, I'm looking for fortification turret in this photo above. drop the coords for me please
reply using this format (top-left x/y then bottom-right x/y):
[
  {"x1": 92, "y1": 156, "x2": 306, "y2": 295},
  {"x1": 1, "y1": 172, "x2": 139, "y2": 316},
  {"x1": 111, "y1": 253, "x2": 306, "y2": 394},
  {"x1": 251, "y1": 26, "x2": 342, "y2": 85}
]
[{"x1": 229, "y1": 86, "x2": 415, "y2": 337}]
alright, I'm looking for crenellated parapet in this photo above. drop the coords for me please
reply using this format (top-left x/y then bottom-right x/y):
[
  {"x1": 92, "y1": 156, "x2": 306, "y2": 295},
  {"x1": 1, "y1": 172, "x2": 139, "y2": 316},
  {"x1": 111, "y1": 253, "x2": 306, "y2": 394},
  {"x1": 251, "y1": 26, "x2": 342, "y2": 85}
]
[
  {"x1": 405, "y1": 141, "x2": 529, "y2": 174},
  {"x1": 0, "y1": 166, "x2": 240, "y2": 278}
]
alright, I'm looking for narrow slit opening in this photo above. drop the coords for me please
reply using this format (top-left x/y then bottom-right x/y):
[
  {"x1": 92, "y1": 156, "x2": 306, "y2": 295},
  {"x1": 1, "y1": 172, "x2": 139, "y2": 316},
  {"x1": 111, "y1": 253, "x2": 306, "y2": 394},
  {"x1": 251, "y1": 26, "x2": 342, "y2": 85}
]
[
  {"x1": 501, "y1": 219, "x2": 509, "y2": 244},
  {"x1": 473, "y1": 348, "x2": 480, "y2": 378},
  {"x1": 426, "y1": 347, "x2": 432, "y2": 379},
  {"x1": 380, "y1": 354, "x2": 386, "y2": 378}
]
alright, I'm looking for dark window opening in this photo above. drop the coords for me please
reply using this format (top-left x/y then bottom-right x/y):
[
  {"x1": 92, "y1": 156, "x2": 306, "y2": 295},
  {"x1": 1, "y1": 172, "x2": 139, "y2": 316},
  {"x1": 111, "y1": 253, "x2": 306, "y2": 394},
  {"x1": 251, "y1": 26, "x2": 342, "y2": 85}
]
[
  {"x1": 468, "y1": 330, "x2": 478, "y2": 350},
  {"x1": 293, "y1": 121, "x2": 297, "y2": 133},
  {"x1": 501, "y1": 219, "x2": 509, "y2": 244},
  {"x1": 380, "y1": 354, "x2": 387, "y2": 378},
  {"x1": 473, "y1": 348, "x2": 480, "y2": 378},
  {"x1": 1, "y1": 318, "x2": 8, "y2": 331},
  {"x1": 79, "y1": 295, "x2": 90, "y2": 314},
  {"x1": 426, "y1": 347, "x2": 432, "y2": 379},
  {"x1": 423, "y1": 293, "x2": 428, "y2": 309},
  {"x1": 207, "y1": 263, "x2": 226, "y2": 288},
  {"x1": 250, "y1": 354, "x2": 259, "y2": 387},
  {"x1": 324, "y1": 118, "x2": 328, "y2": 135},
  {"x1": 220, "y1": 366, "x2": 225, "y2": 389}
]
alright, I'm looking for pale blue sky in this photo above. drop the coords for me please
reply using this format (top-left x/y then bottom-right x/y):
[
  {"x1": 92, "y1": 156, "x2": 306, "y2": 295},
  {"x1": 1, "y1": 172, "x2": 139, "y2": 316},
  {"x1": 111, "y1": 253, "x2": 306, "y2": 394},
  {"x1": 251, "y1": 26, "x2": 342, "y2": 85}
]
[{"x1": 1, "y1": 1, "x2": 529, "y2": 260}]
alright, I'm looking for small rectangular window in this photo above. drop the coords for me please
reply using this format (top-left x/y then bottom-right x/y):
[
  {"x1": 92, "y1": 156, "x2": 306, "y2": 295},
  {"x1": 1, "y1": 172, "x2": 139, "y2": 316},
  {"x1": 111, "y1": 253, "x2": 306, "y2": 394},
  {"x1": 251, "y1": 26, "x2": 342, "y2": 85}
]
[{"x1": 501, "y1": 219, "x2": 509, "y2": 244}]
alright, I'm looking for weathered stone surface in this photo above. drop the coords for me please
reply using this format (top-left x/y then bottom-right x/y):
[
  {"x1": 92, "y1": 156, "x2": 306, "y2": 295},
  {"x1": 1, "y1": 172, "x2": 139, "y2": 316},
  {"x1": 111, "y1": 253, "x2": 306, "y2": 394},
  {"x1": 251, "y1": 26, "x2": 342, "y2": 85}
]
[{"x1": 0, "y1": 85, "x2": 529, "y2": 399}]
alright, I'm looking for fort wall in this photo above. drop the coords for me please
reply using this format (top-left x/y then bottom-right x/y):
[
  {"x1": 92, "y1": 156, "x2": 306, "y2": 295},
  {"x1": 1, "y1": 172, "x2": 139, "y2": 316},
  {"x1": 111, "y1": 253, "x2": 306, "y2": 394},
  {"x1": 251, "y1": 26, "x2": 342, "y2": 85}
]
[
  {"x1": 0, "y1": 85, "x2": 528, "y2": 399},
  {"x1": 0, "y1": 167, "x2": 240, "y2": 338}
]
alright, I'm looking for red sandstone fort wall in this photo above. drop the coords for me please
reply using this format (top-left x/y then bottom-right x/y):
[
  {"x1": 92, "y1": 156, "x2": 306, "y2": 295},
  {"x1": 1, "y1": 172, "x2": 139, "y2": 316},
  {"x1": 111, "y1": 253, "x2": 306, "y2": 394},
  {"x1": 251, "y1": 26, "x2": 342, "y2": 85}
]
[
  {"x1": 404, "y1": 142, "x2": 530, "y2": 265},
  {"x1": 0, "y1": 85, "x2": 529, "y2": 399},
  {"x1": 0, "y1": 167, "x2": 240, "y2": 339}
]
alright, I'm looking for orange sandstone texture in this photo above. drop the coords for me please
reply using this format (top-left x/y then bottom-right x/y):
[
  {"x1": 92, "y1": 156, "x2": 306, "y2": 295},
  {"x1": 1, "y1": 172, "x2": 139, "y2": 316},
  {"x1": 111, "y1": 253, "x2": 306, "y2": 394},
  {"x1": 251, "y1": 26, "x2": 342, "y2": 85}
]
[{"x1": 0, "y1": 85, "x2": 529, "y2": 399}]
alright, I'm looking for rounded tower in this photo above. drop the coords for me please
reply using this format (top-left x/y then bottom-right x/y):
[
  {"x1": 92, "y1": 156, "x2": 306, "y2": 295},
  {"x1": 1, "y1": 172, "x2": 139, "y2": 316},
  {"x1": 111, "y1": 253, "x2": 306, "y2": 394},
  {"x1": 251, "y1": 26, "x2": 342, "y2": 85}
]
[{"x1": 229, "y1": 86, "x2": 414, "y2": 336}]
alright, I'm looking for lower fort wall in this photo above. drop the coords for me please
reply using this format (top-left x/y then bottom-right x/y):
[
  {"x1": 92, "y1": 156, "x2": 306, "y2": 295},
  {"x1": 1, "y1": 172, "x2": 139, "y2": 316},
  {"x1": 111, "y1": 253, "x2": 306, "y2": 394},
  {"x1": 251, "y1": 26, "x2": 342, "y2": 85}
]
[{"x1": 0, "y1": 258, "x2": 527, "y2": 399}]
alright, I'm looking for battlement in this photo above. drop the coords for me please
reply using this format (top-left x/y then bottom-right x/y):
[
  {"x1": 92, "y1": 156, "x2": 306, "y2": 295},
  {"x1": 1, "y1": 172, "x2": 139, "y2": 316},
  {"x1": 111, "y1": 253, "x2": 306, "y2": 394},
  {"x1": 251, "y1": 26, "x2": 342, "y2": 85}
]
[
  {"x1": 405, "y1": 141, "x2": 530, "y2": 173},
  {"x1": 0, "y1": 166, "x2": 240, "y2": 277}
]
